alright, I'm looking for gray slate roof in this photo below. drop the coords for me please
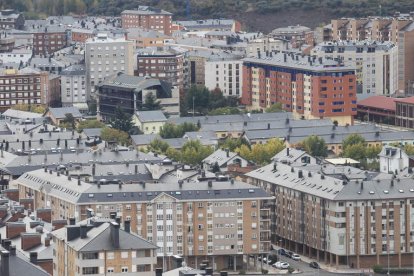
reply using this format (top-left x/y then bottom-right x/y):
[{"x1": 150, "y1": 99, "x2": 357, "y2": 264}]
[
  {"x1": 47, "y1": 107, "x2": 82, "y2": 119},
  {"x1": 136, "y1": 110, "x2": 167, "y2": 123}
]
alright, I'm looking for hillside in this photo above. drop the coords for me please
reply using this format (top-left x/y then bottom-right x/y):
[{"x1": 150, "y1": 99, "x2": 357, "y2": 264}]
[{"x1": 3, "y1": 0, "x2": 414, "y2": 32}]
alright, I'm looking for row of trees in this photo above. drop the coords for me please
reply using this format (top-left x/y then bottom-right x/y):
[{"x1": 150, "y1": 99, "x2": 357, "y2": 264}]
[
  {"x1": 235, "y1": 138, "x2": 285, "y2": 165},
  {"x1": 159, "y1": 122, "x2": 199, "y2": 139},
  {"x1": 147, "y1": 139, "x2": 213, "y2": 166}
]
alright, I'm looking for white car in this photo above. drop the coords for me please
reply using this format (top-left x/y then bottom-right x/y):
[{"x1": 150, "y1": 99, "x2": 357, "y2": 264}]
[
  {"x1": 291, "y1": 254, "x2": 301, "y2": 261},
  {"x1": 273, "y1": 262, "x2": 290, "y2": 269}
]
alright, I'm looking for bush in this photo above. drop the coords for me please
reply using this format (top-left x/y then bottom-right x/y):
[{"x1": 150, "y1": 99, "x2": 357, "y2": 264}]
[
  {"x1": 288, "y1": 267, "x2": 294, "y2": 274},
  {"x1": 261, "y1": 269, "x2": 268, "y2": 274},
  {"x1": 239, "y1": 270, "x2": 246, "y2": 275}
]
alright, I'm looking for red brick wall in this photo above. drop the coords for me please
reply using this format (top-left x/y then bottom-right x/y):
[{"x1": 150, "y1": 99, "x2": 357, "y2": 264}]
[
  {"x1": 0, "y1": 206, "x2": 7, "y2": 219},
  {"x1": 6, "y1": 212, "x2": 25, "y2": 222},
  {"x1": 3, "y1": 189, "x2": 19, "y2": 201},
  {"x1": 6, "y1": 222, "x2": 26, "y2": 239},
  {"x1": 241, "y1": 65, "x2": 252, "y2": 105},
  {"x1": 36, "y1": 209, "x2": 52, "y2": 223},
  {"x1": 21, "y1": 233, "x2": 41, "y2": 251},
  {"x1": 38, "y1": 260, "x2": 53, "y2": 275},
  {"x1": 19, "y1": 198, "x2": 34, "y2": 210},
  {"x1": 52, "y1": 220, "x2": 67, "y2": 231}
]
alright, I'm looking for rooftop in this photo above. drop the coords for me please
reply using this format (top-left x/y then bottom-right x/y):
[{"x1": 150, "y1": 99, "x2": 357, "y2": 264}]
[
  {"x1": 357, "y1": 95, "x2": 397, "y2": 111},
  {"x1": 136, "y1": 110, "x2": 167, "y2": 123},
  {"x1": 121, "y1": 6, "x2": 172, "y2": 16}
]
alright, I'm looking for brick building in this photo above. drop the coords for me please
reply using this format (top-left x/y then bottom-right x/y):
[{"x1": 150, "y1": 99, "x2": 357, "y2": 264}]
[
  {"x1": 394, "y1": 96, "x2": 414, "y2": 128},
  {"x1": 31, "y1": 26, "x2": 68, "y2": 57},
  {"x1": 16, "y1": 168, "x2": 272, "y2": 271},
  {"x1": 0, "y1": 68, "x2": 48, "y2": 112},
  {"x1": 121, "y1": 6, "x2": 173, "y2": 36},
  {"x1": 241, "y1": 52, "x2": 357, "y2": 125},
  {"x1": 246, "y1": 160, "x2": 414, "y2": 269}
]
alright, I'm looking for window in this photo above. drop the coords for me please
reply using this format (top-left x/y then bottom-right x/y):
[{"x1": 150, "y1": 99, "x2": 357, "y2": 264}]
[
  {"x1": 107, "y1": 268, "x2": 114, "y2": 273},
  {"x1": 121, "y1": 251, "x2": 129, "y2": 258},
  {"x1": 121, "y1": 267, "x2": 128, "y2": 273},
  {"x1": 82, "y1": 267, "x2": 99, "y2": 274},
  {"x1": 107, "y1": 252, "x2": 114, "y2": 259}
]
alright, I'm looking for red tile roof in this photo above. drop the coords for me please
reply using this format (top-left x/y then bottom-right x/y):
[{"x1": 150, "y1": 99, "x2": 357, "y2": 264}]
[
  {"x1": 357, "y1": 96, "x2": 396, "y2": 111},
  {"x1": 394, "y1": 96, "x2": 414, "y2": 105}
]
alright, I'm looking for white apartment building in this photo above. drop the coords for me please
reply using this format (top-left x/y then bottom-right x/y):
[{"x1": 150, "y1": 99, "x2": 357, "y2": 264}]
[
  {"x1": 205, "y1": 58, "x2": 243, "y2": 97},
  {"x1": 60, "y1": 65, "x2": 88, "y2": 112},
  {"x1": 85, "y1": 34, "x2": 134, "y2": 99},
  {"x1": 246, "y1": 37, "x2": 288, "y2": 58},
  {"x1": 311, "y1": 41, "x2": 398, "y2": 99}
]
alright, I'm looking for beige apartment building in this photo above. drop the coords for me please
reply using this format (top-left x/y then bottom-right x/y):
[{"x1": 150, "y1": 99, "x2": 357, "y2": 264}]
[
  {"x1": 52, "y1": 219, "x2": 158, "y2": 276},
  {"x1": 246, "y1": 162, "x2": 414, "y2": 269},
  {"x1": 121, "y1": 6, "x2": 172, "y2": 36},
  {"x1": 15, "y1": 169, "x2": 272, "y2": 271}
]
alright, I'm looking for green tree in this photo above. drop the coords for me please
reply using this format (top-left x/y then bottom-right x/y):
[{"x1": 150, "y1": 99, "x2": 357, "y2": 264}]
[
  {"x1": 265, "y1": 102, "x2": 283, "y2": 113},
  {"x1": 143, "y1": 92, "x2": 161, "y2": 111},
  {"x1": 236, "y1": 138, "x2": 285, "y2": 165},
  {"x1": 404, "y1": 144, "x2": 414, "y2": 155},
  {"x1": 160, "y1": 122, "x2": 199, "y2": 139},
  {"x1": 62, "y1": 113, "x2": 76, "y2": 129},
  {"x1": 77, "y1": 119, "x2": 105, "y2": 132},
  {"x1": 208, "y1": 87, "x2": 227, "y2": 110},
  {"x1": 184, "y1": 85, "x2": 210, "y2": 116},
  {"x1": 148, "y1": 139, "x2": 170, "y2": 154},
  {"x1": 342, "y1": 134, "x2": 366, "y2": 152},
  {"x1": 302, "y1": 135, "x2": 328, "y2": 157},
  {"x1": 111, "y1": 106, "x2": 133, "y2": 132},
  {"x1": 343, "y1": 143, "x2": 367, "y2": 161},
  {"x1": 219, "y1": 138, "x2": 249, "y2": 152},
  {"x1": 208, "y1": 107, "x2": 241, "y2": 115},
  {"x1": 101, "y1": 127, "x2": 130, "y2": 146},
  {"x1": 165, "y1": 140, "x2": 213, "y2": 166},
  {"x1": 366, "y1": 145, "x2": 382, "y2": 159}
]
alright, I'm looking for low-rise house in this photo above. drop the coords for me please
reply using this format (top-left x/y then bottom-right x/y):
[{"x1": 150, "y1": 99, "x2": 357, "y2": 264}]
[
  {"x1": 133, "y1": 110, "x2": 167, "y2": 134},
  {"x1": 379, "y1": 146, "x2": 409, "y2": 174},
  {"x1": 52, "y1": 218, "x2": 158, "y2": 276},
  {"x1": 202, "y1": 149, "x2": 249, "y2": 172},
  {"x1": 44, "y1": 107, "x2": 83, "y2": 126}
]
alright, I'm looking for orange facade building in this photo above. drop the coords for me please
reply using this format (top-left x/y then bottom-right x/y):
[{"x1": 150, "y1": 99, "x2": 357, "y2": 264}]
[{"x1": 242, "y1": 53, "x2": 357, "y2": 125}]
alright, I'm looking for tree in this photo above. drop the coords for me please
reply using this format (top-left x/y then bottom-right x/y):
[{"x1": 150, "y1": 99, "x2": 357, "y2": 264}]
[
  {"x1": 302, "y1": 135, "x2": 328, "y2": 157},
  {"x1": 211, "y1": 161, "x2": 220, "y2": 173},
  {"x1": 342, "y1": 134, "x2": 366, "y2": 152},
  {"x1": 208, "y1": 107, "x2": 241, "y2": 115},
  {"x1": 143, "y1": 92, "x2": 161, "y2": 111},
  {"x1": 404, "y1": 144, "x2": 414, "y2": 155},
  {"x1": 236, "y1": 138, "x2": 285, "y2": 165},
  {"x1": 77, "y1": 119, "x2": 105, "y2": 132},
  {"x1": 219, "y1": 138, "x2": 249, "y2": 152},
  {"x1": 183, "y1": 85, "x2": 210, "y2": 116},
  {"x1": 343, "y1": 143, "x2": 367, "y2": 161},
  {"x1": 62, "y1": 113, "x2": 76, "y2": 129},
  {"x1": 265, "y1": 102, "x2": 283, "y2": 113},
  {"x1": 208, "y1": 87, "x2": 227, "y2": 110},
  {"x1": 101, "y1": 127, "x2": 130, "y2": 146},
  {"x1": 148, "y1": 139, "x2": 170, "y2": 154},
  {"x1": 111, "y1": 106, "x2": 133, "y2": 132},
  {"x1": 165, "y1": 140, "x2": 213, "y2": 166},
  {"x1": 12, "y1": 103, "x2": 46, "y2": 114},
  {"x1": 366, "y1": 145, "x2": 382, "y2": 159},
  {"x1": 160, "y1": 122, "x2": 199, "y2": 139}
]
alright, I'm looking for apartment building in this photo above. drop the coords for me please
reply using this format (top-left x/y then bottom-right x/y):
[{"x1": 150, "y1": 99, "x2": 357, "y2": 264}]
[
  {"x1": 271, "y1": 25, "x2": 312, "y2": 48},
  {"x1": 394, "y1": 96, "x2": 414, "y2": 128},
  {"x1": 0, "y1": 68, "x2": 48, "y2": 112},
  {"x1": 311, "y1": 41, "x2": 398, "y2": 99},
  {"x1": 241, "y1": 52, "x2": 357, "y2": 125},
  {"x1": 85, "y1": 34, "x2": 134, "y2": 99},
  {"x1": 246, "y1": 161, "x2": 414, "y2": 269},
  {"x1": 52, "y1": 218, "x2": 157, "y2": 276},
  {"x1": 29, "y1": 26, "x2": 68, "y2": 57},
  {"x1": 205, "y1": 57, "x2": 243, "y2": 98},
  {"x1": 126, "y1": 28, "x2": 169, "y2": 48},
  {"x1": 0, "y1": 9, "x2": 25, "y2": 30},
  {"x1": 15, "y1": 169, "x2": 272, "y2": 271},
  {"x1": 246, "y1": 37, "x2": 288, "y2": 58},
  {"x1": 121, "y1": 6, "x2": 173, "y2": 36},
  {"x1": 60, "y1": 65, "x2": 87, "y2": 112},
  {"x1": 97, "y1": 73, "x2": 179, "y2": 120},
  {"x1": 135, "y1": 47, "x2": 184, "y2": 90}
]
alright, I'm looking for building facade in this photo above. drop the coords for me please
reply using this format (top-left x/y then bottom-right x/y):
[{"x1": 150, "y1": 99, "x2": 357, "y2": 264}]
[
  {"x1": 31, "y1": 27, "x2": 68, "y2": 57},
  {"x1": 135, "y1": 48, "x2": 184, "y2": 90},
  {"x1": 311, "y1": 41, "x2": 398, "y2": 99},
  {"x1": 121, "y1": 6, "x2": 172, "y2": 36},
  {"x1": 85, "y1": 34, "x2": 134, "y2": 100},
  {"x1": 246, "y1": 161, "x2": 414, "y2": 269},
  {"x1": 241, "y1": 52, "x2": 357, "y2": 125},
  {"x1": 0, "y1": 9, "x2": 24, "y2": 30},
  {"x1": 395, "y1": 97, "x2": 414, "y2": 128},
  {"x1": 205, "y1": 58, "x2": 243, "y2": 98},
  {"x1": 60, "y1": 65, "x2": 87, "y2": 111},
  {"x1": 16, "y1": 169, "x2": 272, "y2": 271},
  {"x1": 0, "y1": 68, "x2": 48, "y2": 112}
]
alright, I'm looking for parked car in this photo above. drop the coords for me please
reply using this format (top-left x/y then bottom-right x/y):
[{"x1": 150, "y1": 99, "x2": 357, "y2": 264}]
[
  {"x1": 278, "y1": 248, "x2": 287, "y2": 256},
  {"x1": 291, "y1": 254, "x2": 301, "y2": 261},
  {"x1": 273, "y1": 262, "x2": 290, "y2": 269},
  {"x1": 309, "y1": 262, "x2": 320, "y2": 269}
]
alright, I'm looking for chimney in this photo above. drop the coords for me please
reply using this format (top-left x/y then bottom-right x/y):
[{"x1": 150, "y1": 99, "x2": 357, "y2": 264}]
[
  {"x1": 225, "y1": 149, "x2": 229, "y2": 158},
  {"x1": 9, "y1": 245, "x2": 15, "y2": 256},
  {"x1": 69, "y1": 218, "x2": 76, "y2": 225},
  {"x1": 1, "y1": 250, "x2": 9, "y2": 276},
  {"x1": 110, "y1": 222, "x2": 120, "y2": 249},
  {"x1": 178, "y1": 180, "x2": 183, "y2": 188},
  {"x1": 273, "y1": 163, "x2": 277, "y2": 171},
  {"x1": 44, "y1": 236, "x2": 51, "y2": 247},
  {"x1": 286, "y1": 148, "x2": 290, "y2": 156},
  {"x1": 298, "y1": 170, "x2": 303, "y2": 178},
  {"x1": 80, "y1": 224, "x2": 87, "y2": 239},
  {"x1": 29, "y1": 252, "x2": 37, "y2": 264},
  {"x1": 361, "y1": 181, "x2": 364, "y2": 190},
  {"x1": 77, "y1": 178, "x2": 81, "y2": 186},
  {"x1": 267, "y1": 123, "x2": 270, "y2": 130},
  {"x1": 135, "y1": 164, "x2": 138, "y2": 174},
  {"x1": 208, "y1": 181, "x2": 213, "y2": 188},
  {"x1": 124, "y1": 220, "x2": 130, "y2": 233}
]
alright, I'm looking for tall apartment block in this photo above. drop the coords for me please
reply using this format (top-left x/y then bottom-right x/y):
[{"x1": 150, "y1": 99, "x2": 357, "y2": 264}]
[
  {"x1": 52, "y1": 218, "x2": 158, "y2": 276},
  {"x1": 311, "y1": 41, "x2": 398, "y2": 99},
  {"x1": 0, "y1": 68, "x2": 48, "y2": 112},
  {"x1": 135, "y1": 47, "x2": 184, "y2": 90},
  {"x1": 205, "y1": 57, "x2": 243, "y2": 98},
  {"x1": 28, "y1": 25, "x2": 68, "y2": 57},
  {"x1": 85, "y1": 34, "x2": 134, "y2": 100},
  {"x1": 241, "y1": 52, "x2": 357, "y2": 125},
  {"x1": 60, "y1": 65, "x2": 87, "y2": 112},
  {"x1": 246, "y1": 161, "x2": 414, "y2": 269},
  {"x1": 121, "y1": 6, "x2": 172, "y2": 36},
  {"x1": 16, "y1": 169, "x2": 272, "y2": 271}
]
